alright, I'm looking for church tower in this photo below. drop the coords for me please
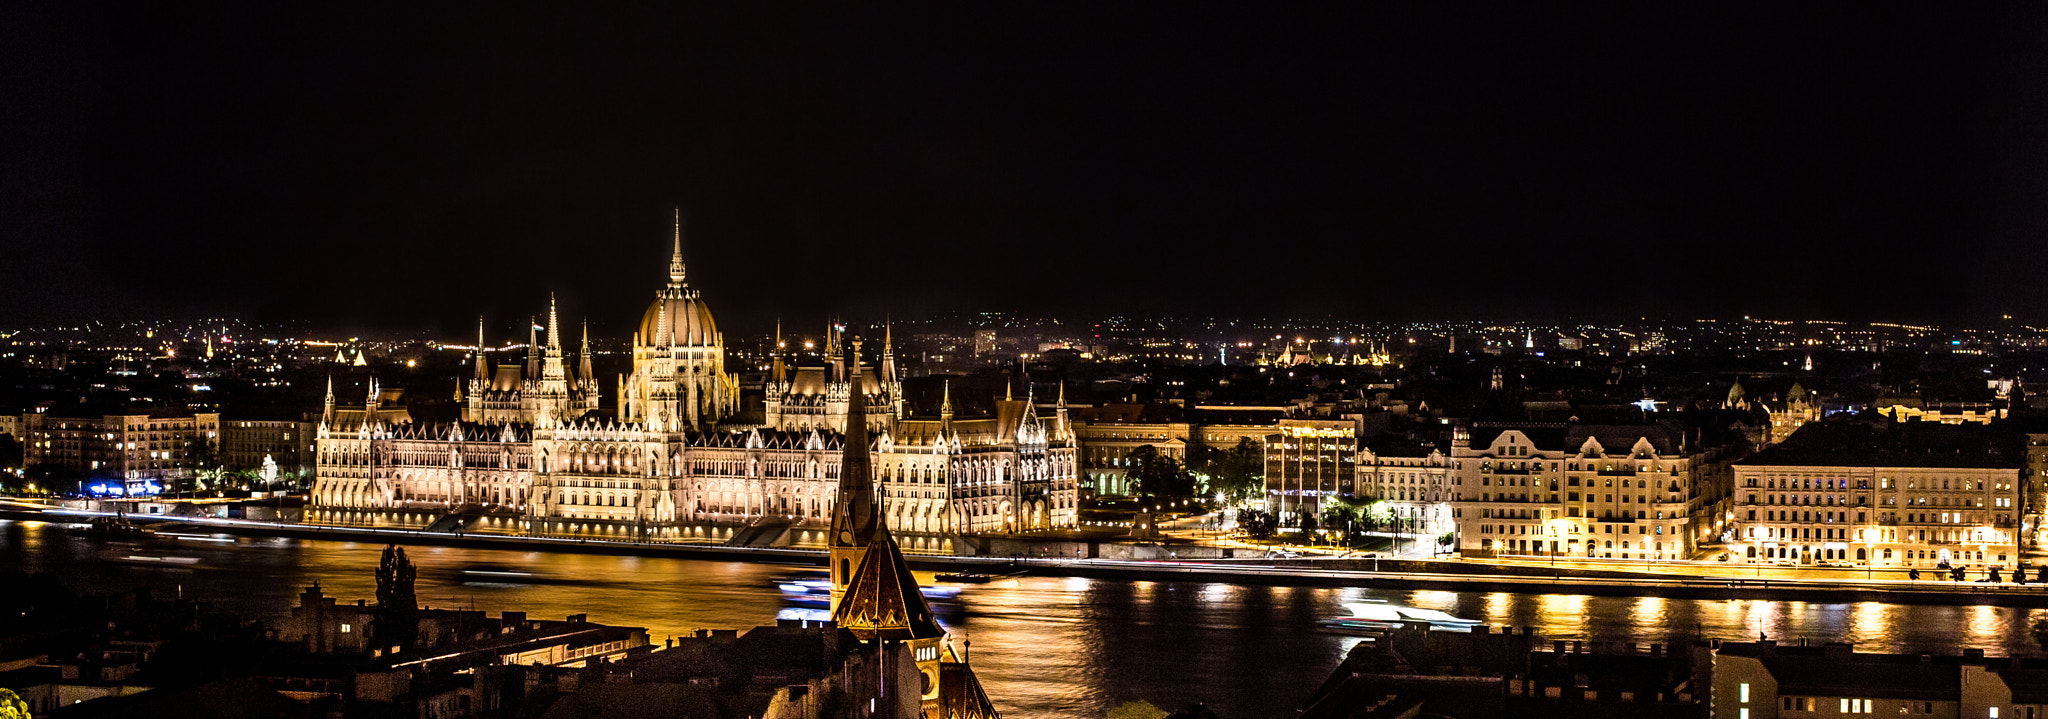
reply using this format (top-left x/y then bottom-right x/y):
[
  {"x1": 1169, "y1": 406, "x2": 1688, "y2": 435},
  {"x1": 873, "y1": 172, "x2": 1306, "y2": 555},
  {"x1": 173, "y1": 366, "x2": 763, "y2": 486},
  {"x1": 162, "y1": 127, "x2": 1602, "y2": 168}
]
[
  {"x1": 831, "y1": 338, "x2": 1001, "y2": 717},
  {"x1": 829, "y1": 338, "x2": 879, "y2": 612}
]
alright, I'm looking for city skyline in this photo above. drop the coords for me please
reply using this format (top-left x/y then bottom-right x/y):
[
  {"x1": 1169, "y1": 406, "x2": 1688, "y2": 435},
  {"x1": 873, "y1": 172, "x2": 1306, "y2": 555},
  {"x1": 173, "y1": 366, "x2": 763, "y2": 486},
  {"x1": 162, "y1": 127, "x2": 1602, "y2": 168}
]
[{"x1": 8, "y1": 5, "x2": 2048, "y2": 333}]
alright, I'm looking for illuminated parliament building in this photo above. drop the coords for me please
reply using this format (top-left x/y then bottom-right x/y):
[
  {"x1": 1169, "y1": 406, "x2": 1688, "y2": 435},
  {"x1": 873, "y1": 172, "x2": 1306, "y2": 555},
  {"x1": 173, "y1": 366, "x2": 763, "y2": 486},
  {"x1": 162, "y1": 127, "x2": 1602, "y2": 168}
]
[{"x1": 309, "y1": 217, "x2": 1079, "y2": 541}]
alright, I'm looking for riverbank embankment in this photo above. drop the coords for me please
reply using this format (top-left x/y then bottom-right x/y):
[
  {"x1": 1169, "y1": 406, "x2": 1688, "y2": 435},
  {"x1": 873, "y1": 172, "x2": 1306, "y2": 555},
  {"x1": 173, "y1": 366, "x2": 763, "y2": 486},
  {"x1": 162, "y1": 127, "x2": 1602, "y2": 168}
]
[{"x1": 9, "y1": 505, "x2": 2048, "y2": 608}]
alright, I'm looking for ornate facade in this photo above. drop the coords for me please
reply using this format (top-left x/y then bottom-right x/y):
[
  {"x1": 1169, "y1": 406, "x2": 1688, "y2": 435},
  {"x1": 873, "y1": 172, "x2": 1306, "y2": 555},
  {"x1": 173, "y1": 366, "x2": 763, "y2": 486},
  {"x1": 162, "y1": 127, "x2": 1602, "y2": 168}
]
[{"x1": 310, "y1": 216, "x2": 1079, "y2": 538}]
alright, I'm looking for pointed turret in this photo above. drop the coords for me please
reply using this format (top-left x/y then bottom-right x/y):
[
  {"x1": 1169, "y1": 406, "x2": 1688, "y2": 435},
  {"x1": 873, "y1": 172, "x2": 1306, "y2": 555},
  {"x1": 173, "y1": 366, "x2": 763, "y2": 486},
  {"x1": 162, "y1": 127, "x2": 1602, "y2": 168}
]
[
  {"x1": 828, "y1": 337, "x2": 879, "y2": 613},
  {"x1": 771, "y1": 318, "x2": 787, "y2": 385},
  {"x1": 323, "y1": 375, "x2": 336, "y2": 423},
  {"x1": 579, "y1": 319, "x2": 594, "y2": 383},
  {"x1": 526, "y1": 317, "x2": 540, "y2": 379},
  {"x1": 1055, "y1": 381, "x2": 1070, "y2": 442},
  {"x1": 546, "y1": 294, "x2": 562, "y2": 351},
  {"x1": 474, "y1": 317, "x2": 489, "y2": 385},
  {"x1": 881, "y1": 316, "x2": 897, "y2": 383}
]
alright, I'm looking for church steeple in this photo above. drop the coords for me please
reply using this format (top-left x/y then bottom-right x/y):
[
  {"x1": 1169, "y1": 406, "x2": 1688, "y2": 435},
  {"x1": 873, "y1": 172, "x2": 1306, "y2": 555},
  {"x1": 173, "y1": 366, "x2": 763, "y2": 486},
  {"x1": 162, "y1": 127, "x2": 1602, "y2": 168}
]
[
  {"x1": 828, "y1": 337, "x2": 879, "y2": 613},
  {"x1": 474, "y1": 317, "x2": 489, "y2": 385}
]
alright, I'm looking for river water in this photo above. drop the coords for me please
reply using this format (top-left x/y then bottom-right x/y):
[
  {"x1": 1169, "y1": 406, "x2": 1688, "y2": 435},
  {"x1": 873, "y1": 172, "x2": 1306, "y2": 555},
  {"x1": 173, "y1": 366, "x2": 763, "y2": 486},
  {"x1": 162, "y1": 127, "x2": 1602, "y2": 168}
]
[{"x1": 3, "y1": 518, "x2": 2043, "y2": 718}]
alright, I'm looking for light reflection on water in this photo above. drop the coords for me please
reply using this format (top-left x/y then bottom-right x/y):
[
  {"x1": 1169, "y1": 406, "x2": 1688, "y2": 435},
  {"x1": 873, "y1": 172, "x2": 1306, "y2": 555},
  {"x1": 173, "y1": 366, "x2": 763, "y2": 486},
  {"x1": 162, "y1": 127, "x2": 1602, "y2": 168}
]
[{"x1": 7, "y1": 519, "x2": 2048, "y2": 719}]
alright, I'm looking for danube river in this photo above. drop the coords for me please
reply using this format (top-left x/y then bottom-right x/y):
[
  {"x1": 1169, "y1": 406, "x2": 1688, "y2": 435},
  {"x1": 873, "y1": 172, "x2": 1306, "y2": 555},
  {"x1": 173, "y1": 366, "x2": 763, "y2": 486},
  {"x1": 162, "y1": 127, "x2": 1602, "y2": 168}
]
[{"x1": 5, "y1": 519, "x2": 2045, "y2": 718}]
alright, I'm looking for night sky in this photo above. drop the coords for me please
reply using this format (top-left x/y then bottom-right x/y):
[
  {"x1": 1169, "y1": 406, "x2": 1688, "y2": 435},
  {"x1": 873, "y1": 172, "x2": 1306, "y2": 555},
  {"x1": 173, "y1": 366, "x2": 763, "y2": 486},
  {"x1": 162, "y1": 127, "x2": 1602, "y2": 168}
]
[{"x1": 6, "y1": 5, "x2": 2047, "y2": 336}]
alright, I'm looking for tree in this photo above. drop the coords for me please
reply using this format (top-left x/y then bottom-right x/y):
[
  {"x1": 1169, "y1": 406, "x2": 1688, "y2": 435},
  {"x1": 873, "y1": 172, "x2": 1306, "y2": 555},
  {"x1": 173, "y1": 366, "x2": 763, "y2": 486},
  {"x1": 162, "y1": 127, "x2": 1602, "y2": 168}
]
[
  {"x1": 184, "y1": 436, "x2": 223, "y2": 495},
  {"x1": 0, "y1": 687, "x2": 28, "y2": 719},
  {"x1": 375, "y1": 545, "x2": 418, "y2": 650},
  {"x1": 1107, "y1": 701, "x2": 1169, "y2": 719},
  {"x1": 1296, "y1": 512, "x2": 1318, "y2": 536},
  {"x1": 1199, "y1": 437, "x2": 1265, "y2": 505},
  {"x1": 1124, "y1": 446, "x2": 1196, "y2": 505},
  {"x1": 1239, "y1": 509, "x2": 1279, "y2": 540}
]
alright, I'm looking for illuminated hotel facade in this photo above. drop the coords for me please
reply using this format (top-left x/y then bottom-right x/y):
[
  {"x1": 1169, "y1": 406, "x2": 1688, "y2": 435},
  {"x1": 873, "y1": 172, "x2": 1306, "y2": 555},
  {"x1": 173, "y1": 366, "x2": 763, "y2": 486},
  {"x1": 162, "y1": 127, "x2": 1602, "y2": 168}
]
[
  {"x1": 310, "y1": 217, "x2": 1079, "y2": 539},
  {"x1": 1263, "y1": 419, "x2": 1358, "y2": 521},
  {"x1": 1728, "y1": 421, "x2": 2022, "y2": 569},
  {"x1": 1448, "y1": 422, "x2": 1727, "y2": 562}
]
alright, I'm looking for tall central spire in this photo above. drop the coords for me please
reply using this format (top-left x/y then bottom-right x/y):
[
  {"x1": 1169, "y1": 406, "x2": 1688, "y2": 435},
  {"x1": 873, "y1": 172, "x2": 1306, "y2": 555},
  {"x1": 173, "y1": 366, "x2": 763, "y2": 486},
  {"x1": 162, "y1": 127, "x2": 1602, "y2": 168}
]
[{"x1": 668, "y1": 207, "x2": 687, "y2": 288}]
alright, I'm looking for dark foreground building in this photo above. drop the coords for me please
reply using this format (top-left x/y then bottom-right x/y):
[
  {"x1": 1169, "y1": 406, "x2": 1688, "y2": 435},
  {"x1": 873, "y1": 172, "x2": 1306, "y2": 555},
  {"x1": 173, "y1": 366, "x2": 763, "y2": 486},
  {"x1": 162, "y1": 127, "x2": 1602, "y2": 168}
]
[{"x1": 1302, "y1": 627, "x2": 2048, "y2": 719}]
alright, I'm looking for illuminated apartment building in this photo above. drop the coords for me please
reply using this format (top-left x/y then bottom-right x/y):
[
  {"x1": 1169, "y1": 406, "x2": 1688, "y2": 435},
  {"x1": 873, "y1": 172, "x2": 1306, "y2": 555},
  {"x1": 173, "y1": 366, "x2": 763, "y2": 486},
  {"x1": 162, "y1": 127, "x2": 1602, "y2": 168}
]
[
  {"x1": 22, "y1": 407, "x2": 221, "y2": 492},
  {"x1": 1448, "y1": 422, "x2": 1730, "y2": 562},
  {"x1": 1730, "y1": 420, "x2": 2021, "y2": 569}
]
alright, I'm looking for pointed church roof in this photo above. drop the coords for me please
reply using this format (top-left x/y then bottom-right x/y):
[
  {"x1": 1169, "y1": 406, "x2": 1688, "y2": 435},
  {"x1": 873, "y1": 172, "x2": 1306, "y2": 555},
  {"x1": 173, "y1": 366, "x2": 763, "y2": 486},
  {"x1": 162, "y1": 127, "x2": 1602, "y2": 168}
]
[
  {"x1": 830, "y1": 520, "x2": 944, "y2": 643},
  {"x1": 933, "y1": 661, "x2": 1002, "y2": 719}
]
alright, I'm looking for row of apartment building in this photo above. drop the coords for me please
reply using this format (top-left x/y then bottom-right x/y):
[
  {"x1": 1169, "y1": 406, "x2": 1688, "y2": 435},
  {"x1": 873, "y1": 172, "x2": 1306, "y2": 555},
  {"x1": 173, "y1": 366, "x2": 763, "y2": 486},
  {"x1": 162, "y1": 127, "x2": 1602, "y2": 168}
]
[
  {"x1": 6, "y1": 404, "x2": 316, "y2": 493},
  {"x1": 1074, "y1": 399, "x2": 2031, "y2": 566}
]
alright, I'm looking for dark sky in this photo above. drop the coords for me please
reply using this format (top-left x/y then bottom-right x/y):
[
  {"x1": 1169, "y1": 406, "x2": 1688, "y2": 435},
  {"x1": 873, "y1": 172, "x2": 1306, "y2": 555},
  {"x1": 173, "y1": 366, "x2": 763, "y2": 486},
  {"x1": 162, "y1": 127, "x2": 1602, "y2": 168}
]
[{"x1": 6, "y1": 5, "x2": 2047, "y2": 337}]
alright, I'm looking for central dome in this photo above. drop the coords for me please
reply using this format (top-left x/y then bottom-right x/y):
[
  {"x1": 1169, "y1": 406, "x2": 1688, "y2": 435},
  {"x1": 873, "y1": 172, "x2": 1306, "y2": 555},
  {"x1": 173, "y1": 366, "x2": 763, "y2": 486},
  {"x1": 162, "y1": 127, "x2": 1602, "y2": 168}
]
[{"x1": 639, "y1": 288, "x2": 719, "y2": 348}]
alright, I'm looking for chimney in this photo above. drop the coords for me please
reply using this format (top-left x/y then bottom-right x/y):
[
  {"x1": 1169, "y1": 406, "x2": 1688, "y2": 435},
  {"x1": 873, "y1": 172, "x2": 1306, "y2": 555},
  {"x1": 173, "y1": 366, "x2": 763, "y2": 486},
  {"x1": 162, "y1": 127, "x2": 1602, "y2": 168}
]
[
  {"x1": 1573, "y1": 641, "x2": 1583, "y2": 653},
  {"x1": 1554, "y1": 640, "x2": 1567, "y2": 654},
  {"x1": 1964, "y1": 648, "x2": 1985, "y2": 660}
]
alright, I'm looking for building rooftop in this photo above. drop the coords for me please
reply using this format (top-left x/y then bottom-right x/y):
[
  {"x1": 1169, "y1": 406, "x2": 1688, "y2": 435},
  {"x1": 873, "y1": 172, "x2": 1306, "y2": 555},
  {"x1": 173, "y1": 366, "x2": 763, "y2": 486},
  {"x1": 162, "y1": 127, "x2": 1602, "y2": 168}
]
[{"x1": 1737, "y1": 420, "x2": 2021, "y2": 469}]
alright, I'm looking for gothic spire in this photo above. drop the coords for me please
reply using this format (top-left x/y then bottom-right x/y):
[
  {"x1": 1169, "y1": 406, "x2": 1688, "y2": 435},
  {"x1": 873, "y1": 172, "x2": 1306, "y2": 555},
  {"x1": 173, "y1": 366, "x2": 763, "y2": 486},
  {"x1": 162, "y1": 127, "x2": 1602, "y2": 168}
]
[
  {"x1": 474, "y1": 317, "x2": 489, "y2": 384},
  {"x1": 579, "y1": 319, "x2": 594, "y2": 383},
  {"x1": 668, "y1": 207, "x2": 687, "y2": 288},
  {"x1": 546, "y1": 294, "x2": 562, "y2": 350},
  {"x1": 772, "y1": 317, "x2": 787, "y2": 385},
  {"x1": 941, "y1": 379, "x2": 953, "y2": 416},
  {"x1": 526, "y1": 316, "x2": 540, "y2": 378}
]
